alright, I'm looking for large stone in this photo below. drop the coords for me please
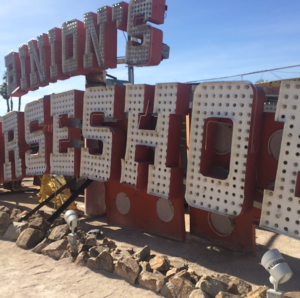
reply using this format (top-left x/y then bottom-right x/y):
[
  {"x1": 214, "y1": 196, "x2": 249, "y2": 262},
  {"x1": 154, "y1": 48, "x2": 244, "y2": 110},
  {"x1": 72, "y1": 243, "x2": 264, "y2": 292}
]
[
  {"x1": 247, "y1": 286, "x2": 268, "y2": 298},
  {"x1": 111, "y1": 249, "x2": 132, "y2": 260},
  {"x1": 165, "y1": 268, "x2": 179, "y2": 281},
  {"x1": 59, "y1": 250, "x2": 72, "y2": 261},
  {"x1": 138, "y1": 270, "x2": 165, "y2": 292},
  {"x1": 149, "y1": 255, "x2": 170, "y2": 271},
  {"x1": 103, "y1": 237, "x2": 117, "y2": 249},
  {"x1": 139, "y1": 261, "x2": 152, "y2": 273},
  {"x1": 28, "y1": 217, "x2": 50, "y2": 233},
  {"x1": 75, "y1": 251, "x2": 89, "y2": 266},
  {"x1": 87, "y1": 257, "x2": 101, "y2": 270},
  {"x1": 113, "y1": 256, "x2": 139, "y2": 284},
  {"x1": 285, "y1": 292, "x2": 300, "y2": 298},
  {"x1": 16, "y1": 228, "x2": 44, "y2": 249},
  {"x1": 170, "y1": 260, "x2": 188, "y2": 271},
  {"x1": 0, "y1": 206, "x2": 12, "y2": 216},
  {"x1": 97, "y1": 251, "x2": 114, "y2": 272},
  {"x1": 216, "y1": 292, "x2": 242, "y2": 298},
  {"x1": 85, "y1": 236, "x2": 97, "y2": 247},
  {"x1": 0, "y1": 211, "x2": 12, "y2": 236},
  {"x1": 10, "y1": 208, "x2": 22, "y2": 220},
  {"x1": 196, "y1": 276, "x2": 228, "y2": 297},
  {"x1": 32, "y1": 238, "x2": 52, "y2": 254},
  {"x1": 89, "y1": 246, "x2": 109, "y2": 258},
  {"x1": 133, "y1": 245, "x2": 151, "y2": 261},
  {"x1": 160, "y1": 282, "x2": 176, "y2": 298},
  {"x1": 169, "y1": 276, "x2": 195, "y2": 298},
  {"x1": 3, "y1": 222, "x2": 28, "y2": 241},
  {"x1": 41, "y1": 239, "x2": 68, "y2": 260},
  {"x1": 190, "y1": 289, "x2": 211, "y2": 298},
  {"x1": 188, "y1": 269, "x2": 200, "y2": 285},
  {"x1": 218, "y1": 275, "x2": 252, "y2": 295},
  {"x1": 48, "y1": 224, "x2": 69, "y2": 241}
]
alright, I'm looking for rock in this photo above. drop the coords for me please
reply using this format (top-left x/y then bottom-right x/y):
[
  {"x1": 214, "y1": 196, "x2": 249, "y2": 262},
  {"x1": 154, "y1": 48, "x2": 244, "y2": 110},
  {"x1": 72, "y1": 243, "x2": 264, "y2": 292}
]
[
  {"x1": 89, "y1": 246, "x2": 109, "y2": 258},
  {"x1": 218, "y1": 275, "x2": 252, "y2": 295},
  {"x1": 165, "y1": 268, "x2": 179, "y2": 281},
  {"x1": 86, "y1": 229, "x2": 103, "y2": 238},
  {"x1": 75, "y1": 251, "x2": 89, "y2": 266},
  {"x1": 3, "y1": 222, "x2": 28, "y2": 241},
  {"x1": 169, "y1": 276, "x2": 195, "y2": 298},
  {"x1": 111, "y1": 249, "x2": 132, "y2": 260},
  {"x1": 48, "y1": 224, "x2": 69, "y2": 241},
  {"x1": 216, "y1": 292, "x2": 242, "y2": 298},
  {"x1": 149, "y1": 255, "x2": 170, "y2": 271},
  {"x1": 190, "y1": 289, "x2": 211, "y2": 298},
  {"x1": 196, "y1": 276, "x2": 228, "y2": 298},
  {"x1": 10, "y1": 208, "x2": 22, "y2": 220},
  {"x1": 133, "y1": 245, "x2": 151, "y2": 261},
  {"x1": 19, "y1": 210, "x2": 28, "y2": 218},
  {"x1": 285, "y1": 292, "x2": 300, "y2": 298},
  {"x1": 85, "y1": 236, "x2": 97, "y2": 247},
  {"x1": 176, "y1": 269, "x2": 192, "y2": 280},
  {"x1": 160, "y1": 282, "x2": 176, "y2": 298},
  {"x1": 32, "y1": 238, "x2": 52, "y2": 254},
  {"x1": 28, "y1": 217, "x2": 50, "y2": 233},
  {"x1": 0, "y1": 211, "x2": 12, "y2": 236},
  {"x1": 139, "y1": 261, "x2": 152, "y2": 273},
  {"x1": 170, "y1": 260, "x2": 188, "y2": 271},
  {"x1": 113, "y1": 256, "x2": 139, "y2": 284},
  {"x1": 127, "y1": 248, "x2": 135, "y2": 255},
  {"x1": 59, "y1": 250, "x2": 72, "y2": 260},
  {"x1": 41, "y1": 239, "x2": 68, "y2": 260},
  {"x1": 138, "y1": 270, "x2": 165, "y2": 292},
  {"x1": 247, "y1": 286, "x2": 268, "y2": 298},
  {"x1": 102, "y1": 237, "x2": 116, "y2": 249},
  {"x1": 0, "y1": 206, "x2": 12, "y2": 216},
  {"x1": 188, "y1": 269, "x2": 200, "y2": 285},
  {"x1": 86, "y1": 257, "x2": 100, "y2": 270},
  {"x1": 16, "y1": 228, "x2": 44, "y2": 249},
  {"x1": 97, "y1": 251, "x2": 114, "y2": 272}
]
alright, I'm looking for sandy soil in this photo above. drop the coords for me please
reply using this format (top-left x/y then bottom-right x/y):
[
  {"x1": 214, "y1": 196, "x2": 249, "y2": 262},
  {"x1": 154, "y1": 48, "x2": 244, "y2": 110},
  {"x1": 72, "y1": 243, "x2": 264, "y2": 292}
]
[{"x1": 0, "y1": 178, "x2": 299, "y2": 297}]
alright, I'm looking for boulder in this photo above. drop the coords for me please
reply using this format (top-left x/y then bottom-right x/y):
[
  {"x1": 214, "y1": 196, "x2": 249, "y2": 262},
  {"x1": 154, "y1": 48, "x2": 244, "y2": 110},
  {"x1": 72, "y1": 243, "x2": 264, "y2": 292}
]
[
  {"x1": 165, "y1": 268, "x2": 179, "y2": 281},
  {"x1": 169, "y1": 276, "x2": 195, "y2": 298},
  {"x1": 160, "y1": 282, "x2": 176, "y2": 298},
  {"x1": 139, "y1": 261, "x2": 152, "y2": 273},
  {"x1": 285, "y1": 292, "x2": 300, "y2": 298},
  {"x1": 3, "y1": 222, "x2": 28, "y2": 241},
  {"x1": 59, "y1": 250, "x2": 72, "y2": 261},
  {"x1": 85, "y1": 236, "x2": 97, "y2": 247},
  {"x1": 16, "y1": 228, "x2": 44, "y2": 249},
  {"x1": 87, "y1": 257, "x2": 100, "y2": 270},
  {"x1": 113, "y1": 256, "x2": 139, "y2": 284},
  {"x1": 0, "y1": 211, "x2": 12, "y2": 236},
  {"x1": 48, "y1": 224, "x2": 69, "y2": 241},
  {"x1": 149, "y1": 255, "x2": 170, "y2": 271},
  {"x1": 216, "y1": 292, "x2": 242, "y2": 298},
  {"x1": 75, "y1": 251, "x2": 89, "y2": 266},
  {"x1": 28, "y1": 217, "x2": 50, "y2": 233},
  {"x1": 247, "y1": 286, "x2": 268, "y2": 298},
  {"x1": 89, "y1": 246, "x2": 109, "y2": 258},
  {"x1": 103, "y1": 237, "x2": 116, "y2": 249},
  {"x1": 111, "y1": 249, "x2": 132, "y2": 260},
  {"x1": 32, "y1": 238, "x2": 52, "y2": 254},
  {"x1": 10, "y1": 208, "x2": 22, "y2": 220},
  {"x1": 97, "y1": 251, "x2": 114, "y2": 273},
  {"x1": 0, "y1": 206, "x2": 12, "y2": 216},
  {"x1": 138, "y1": 270, "x2": 165, "y2": 292},
  {"x1": 190, "y1": 289, "x2": 211, "y2": 298},
  {"x1": 41, "y1": 239, "x2": 68, "y2": 260},
  {"x1": 196, "y1": 276, "x2": 228, "y2": 297},
  {"x1": 170, "y1": 260, "x2": 188, "y2": 271},
  {"x1": 218, "y1": 275, "x2": 252, "y2": 295},
  {"x1": 133, "y1": 245, "x2": 151, "y2": 261},
  {"x1": 188, "y1": 269, "x2": 200, "y2": 285}
]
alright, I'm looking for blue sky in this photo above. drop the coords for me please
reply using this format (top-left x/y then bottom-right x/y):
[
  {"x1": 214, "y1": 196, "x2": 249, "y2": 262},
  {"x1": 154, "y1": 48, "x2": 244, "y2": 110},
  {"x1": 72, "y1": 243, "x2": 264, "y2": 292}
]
[{"x1": 1, "y1": 0, "x2": 300, "y2": 115}]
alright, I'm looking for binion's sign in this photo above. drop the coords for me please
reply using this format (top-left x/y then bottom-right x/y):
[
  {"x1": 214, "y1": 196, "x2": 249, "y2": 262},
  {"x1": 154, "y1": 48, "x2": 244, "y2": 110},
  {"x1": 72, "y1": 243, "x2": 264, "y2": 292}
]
[
  {"x1": 2, "y1": 0, "x2": 300, "y2": 249},
  {"x1": 5, "y1": 0, "x2": 168, "y2": 97}
]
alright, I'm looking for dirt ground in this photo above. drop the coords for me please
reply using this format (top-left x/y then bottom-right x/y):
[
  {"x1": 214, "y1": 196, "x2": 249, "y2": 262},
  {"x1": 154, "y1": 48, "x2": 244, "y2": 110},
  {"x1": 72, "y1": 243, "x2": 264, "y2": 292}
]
[{"x1": 0, "y1": 178, "x2": 299, "y2": 297}]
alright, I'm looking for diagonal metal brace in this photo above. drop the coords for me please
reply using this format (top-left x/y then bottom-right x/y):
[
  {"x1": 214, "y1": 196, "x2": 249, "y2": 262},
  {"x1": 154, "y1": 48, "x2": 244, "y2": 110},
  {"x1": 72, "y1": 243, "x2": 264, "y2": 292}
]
[
  {"x1": 18, "y1": 176, "x2": 77, "y2": 222},
  {"x1": 47, "y1": 179, "x2": 93, "y2": 224}
]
